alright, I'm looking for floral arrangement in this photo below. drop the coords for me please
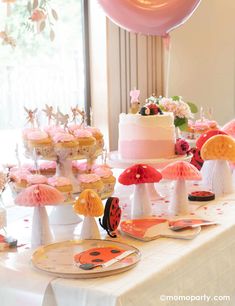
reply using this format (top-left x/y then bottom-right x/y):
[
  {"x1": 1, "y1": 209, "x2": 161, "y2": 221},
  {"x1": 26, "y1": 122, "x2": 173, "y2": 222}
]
[{"x1": 159, "y1": 96, "x2": 198, "y2": 131}]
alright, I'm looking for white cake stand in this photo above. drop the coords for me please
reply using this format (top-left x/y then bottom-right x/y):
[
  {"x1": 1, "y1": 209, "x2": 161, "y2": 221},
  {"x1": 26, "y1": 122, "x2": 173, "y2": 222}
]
[
  {"x1": 108, "y1": 151, "x2": 193, "y2": 170},
  {"x1": 108, "y1": 152, "x2": 193, "y2": 200}
]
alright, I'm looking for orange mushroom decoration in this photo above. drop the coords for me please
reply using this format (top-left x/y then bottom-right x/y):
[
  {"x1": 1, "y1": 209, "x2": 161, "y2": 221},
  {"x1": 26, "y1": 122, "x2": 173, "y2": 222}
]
[
  {"x1": 161, "y1": 161, "x2": 201, "y2": 215},
  {"x1": 196, "y1": 129, "x2": 227, "y2": 187},
  {"x1": 15, "y1": 184, "x2": 65, "y2": 247},
  {"x1": 118, "y1": 164, "x2": 162, "y2": 218},
  {"x1": 201, "y1": 135, "x2": 235, "y2": 197},
  {"x1": 73, "y1": 189, "x2": 104, "y2": 239}
]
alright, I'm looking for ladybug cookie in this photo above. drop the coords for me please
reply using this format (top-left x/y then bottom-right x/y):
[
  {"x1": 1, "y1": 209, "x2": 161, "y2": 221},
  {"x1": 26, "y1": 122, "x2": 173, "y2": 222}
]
[
  {"x1": 99, "y1": 197, "x2": 121, "y2": 238},
  {"x1": 188, "y1": 191, "x2": 215, "y2": 202}
]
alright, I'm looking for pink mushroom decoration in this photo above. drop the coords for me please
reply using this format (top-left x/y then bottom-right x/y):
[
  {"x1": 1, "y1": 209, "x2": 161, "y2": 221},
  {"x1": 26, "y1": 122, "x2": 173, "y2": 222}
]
[
  {"x1": 161, "y1": 161, "x2": 201, "y2": 215},
  {"x1": 15, "y1": 184, "x2": 65, "y2": 247},
  {"x1": 118, "y1": 164, "x2": 162, "y2": 218},
  {"x1": 222, "y1": 119, "x2": 235, "y2": 138}
]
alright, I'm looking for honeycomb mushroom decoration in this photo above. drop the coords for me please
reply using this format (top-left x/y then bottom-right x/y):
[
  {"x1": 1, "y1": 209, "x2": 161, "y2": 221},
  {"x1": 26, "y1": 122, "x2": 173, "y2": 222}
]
[
  {"x1": 73, "y1": 189, "x2": 104, "y2": 239},
  {"x1": 161, "y1": 161, "x2": 201, "y2": 215},
  {"x1": 201, "y1": 135, "x2": 235, "y2": 197},
  {"x1": 222, "y1": 119, "x2": 235, "y2": 138},
  {"x1": 118, "y1": 164, "x2": 162, "y2": 218},
  {"x1": 15, "y1": 184, "x2": 65, "y2": 248},
  {"x1": 196, "y1": 129, "x2": 227, "y2": 187}
]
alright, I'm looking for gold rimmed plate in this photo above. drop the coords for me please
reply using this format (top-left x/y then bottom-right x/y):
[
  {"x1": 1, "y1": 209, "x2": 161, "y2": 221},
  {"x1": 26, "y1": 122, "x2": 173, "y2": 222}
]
[{"x1": 31, "y1": 239, "x2": 141, "y2": 279}]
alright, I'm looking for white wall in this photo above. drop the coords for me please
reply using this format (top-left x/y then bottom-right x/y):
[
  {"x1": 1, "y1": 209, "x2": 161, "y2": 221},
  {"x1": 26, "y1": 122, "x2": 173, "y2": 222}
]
[{"x1": 169, "y1": 0, "x2": 235, "y2": 125}]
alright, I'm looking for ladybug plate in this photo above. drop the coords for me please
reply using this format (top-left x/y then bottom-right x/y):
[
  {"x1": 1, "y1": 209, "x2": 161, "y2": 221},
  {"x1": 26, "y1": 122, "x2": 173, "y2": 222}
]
[{"x1": 99, "y1": 197, "x2": 122, "y2": 237}]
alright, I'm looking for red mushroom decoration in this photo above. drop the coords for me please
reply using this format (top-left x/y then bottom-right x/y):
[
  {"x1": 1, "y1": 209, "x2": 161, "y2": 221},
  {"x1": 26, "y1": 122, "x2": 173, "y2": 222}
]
[
  {"x1": 118, "y1": 164, "x2": 162, "y2": 218},
  {"x1": 15, "y1": 184, "x2": 64, "y2": 248},
  {"x1": 161, "y1": 161, "x2": 201, "y2": 215}
]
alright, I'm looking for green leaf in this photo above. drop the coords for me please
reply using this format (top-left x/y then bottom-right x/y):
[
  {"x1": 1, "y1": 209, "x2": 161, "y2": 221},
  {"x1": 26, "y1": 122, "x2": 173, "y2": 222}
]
[
  {"x1": 172, "y1": 96, "x2": 180, "y2": 101},
  {"x1": 39, "y1": 20, "x2": 46, "y2": 32},
  {"x1": 27, "y1": 1, "x2": 32, "y2": 14},
  {"x1": 178, "y1": 122, "x2": 189, "y2": 131},
  {"x1": 174, "y1": 117, "x2": 187, "y2": 127},
  {"x1": 50, "y1": 29, "x2": 55, "y2": 41},
  {"x1": 51, "y1": 9, "x2": 58, "y2": 21},
  {"x1": 187, "y1": 102, "x2": 198, "y2": 114}
]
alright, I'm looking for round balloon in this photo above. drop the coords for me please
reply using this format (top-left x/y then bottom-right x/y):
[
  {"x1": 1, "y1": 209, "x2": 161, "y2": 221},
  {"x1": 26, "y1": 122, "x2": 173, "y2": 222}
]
[{"x1": 98, "y1": 0, "x2": 201, "y2": 36}]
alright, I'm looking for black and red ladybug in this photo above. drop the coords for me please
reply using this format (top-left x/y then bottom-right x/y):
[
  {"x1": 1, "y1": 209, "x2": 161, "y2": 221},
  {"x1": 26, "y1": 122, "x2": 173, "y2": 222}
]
[{"x1": 99, "y1": 197, "x2": 122, "y2": 238}]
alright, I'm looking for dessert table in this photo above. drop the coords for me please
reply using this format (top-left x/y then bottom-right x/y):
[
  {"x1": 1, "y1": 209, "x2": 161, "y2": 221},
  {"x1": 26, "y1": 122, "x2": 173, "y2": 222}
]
[{"x1": 1, "y1": 189, "x2": 235, "y2": 306}]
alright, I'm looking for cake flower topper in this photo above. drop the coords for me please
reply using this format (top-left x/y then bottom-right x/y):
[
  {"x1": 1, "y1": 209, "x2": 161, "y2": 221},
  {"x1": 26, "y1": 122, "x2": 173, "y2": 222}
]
[
  {"x1": 42, "y1": 104, "x2": 54, "y2": 125},
  {"x1": 159, "y1": 96, "x2": 198, "y2": 131},
  {"x1": 118, "y1": 164, "x2": 162, "y2": 218},
  {"x1": 146, "y1": 93, "x2": 159, "y2": 104},
  {"x1": 24, "y1": 107, "x2": 38, "y2": 127}
]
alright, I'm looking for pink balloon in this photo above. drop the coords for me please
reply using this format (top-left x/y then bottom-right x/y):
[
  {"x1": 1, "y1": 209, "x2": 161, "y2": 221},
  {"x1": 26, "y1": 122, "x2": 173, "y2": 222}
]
[{"x1": 98, "y1": 0, "x2": 201, "y2": 36}]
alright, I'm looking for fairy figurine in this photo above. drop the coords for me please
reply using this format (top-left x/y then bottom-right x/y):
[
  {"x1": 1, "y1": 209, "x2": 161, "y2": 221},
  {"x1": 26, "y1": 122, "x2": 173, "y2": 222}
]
[{"x1": 24, "y1": 107, "x2": 38, "y2": 127}]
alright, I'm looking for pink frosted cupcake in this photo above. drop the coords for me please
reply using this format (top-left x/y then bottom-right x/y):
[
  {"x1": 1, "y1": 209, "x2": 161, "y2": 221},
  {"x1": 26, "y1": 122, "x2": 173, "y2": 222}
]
[
  {"x1": 93, "y1": 166, "x2": 116, "y2": 196},
  {"x1": 39, "y1": 161, "x2": 56, "y2": 176},
  {"x1": 27, "y1": 131, "x2": 54, "y2": 158},
  {"x1": 53, "y1": 132, "x2": 79, "y2": 159},
  {"x1": 22, "y1": 127, "x2": 41, "y2": 153},
  {"x1": 44, "y1": 125, "x2": 64, "y2": 137},
  {"x1": 10, "y1": 169, "x2": 31, "y2": 192},
  {"x1": 85, "y1": 126, "x2": 104, "y2": 152},
  {"x1": 26, "y1": 174, "x2": 48, "y2": 186},
  {"x1": 48, "y1": 176, "x2": 73, "y2": 193},
  {"x1": 74, "y1": 129, "x2": 96, "y2": 157},
  {"x1": 68, "y1": 124, "x2": 81, "y2": 133},
  {"x1": 77, "y1": 173, "x2": 104, "y2": 194}
]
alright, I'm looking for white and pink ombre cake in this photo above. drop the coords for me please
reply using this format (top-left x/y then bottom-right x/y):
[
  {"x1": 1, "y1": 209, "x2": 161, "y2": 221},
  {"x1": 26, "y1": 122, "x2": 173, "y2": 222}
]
[{"x1": 118, "y1": 112, "x2": 176, "y2": 159}]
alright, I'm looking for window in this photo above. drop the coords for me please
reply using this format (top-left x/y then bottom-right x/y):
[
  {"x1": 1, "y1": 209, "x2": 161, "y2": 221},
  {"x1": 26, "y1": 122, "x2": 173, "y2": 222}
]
[{"x1": 0, "y1": 0, "x2": 88, "y2": 163}]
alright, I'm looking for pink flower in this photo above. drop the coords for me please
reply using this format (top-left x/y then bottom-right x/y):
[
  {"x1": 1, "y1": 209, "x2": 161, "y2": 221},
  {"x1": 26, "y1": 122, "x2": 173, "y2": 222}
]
[
  {"x1": 31, "y1": 9, "x2": 46, "y2": 22},
  {"x1": 175, "y1": 138, "x2": 190, "y2": 155}
]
